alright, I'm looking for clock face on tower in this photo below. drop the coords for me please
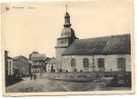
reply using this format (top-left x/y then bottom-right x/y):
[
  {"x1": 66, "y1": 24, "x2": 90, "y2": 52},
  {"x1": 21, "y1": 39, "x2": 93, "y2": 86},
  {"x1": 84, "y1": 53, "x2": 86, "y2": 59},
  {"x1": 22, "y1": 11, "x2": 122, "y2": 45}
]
[
  {"x1": 59, "y1": 39, "x2": 67, "y2": 44},
  {"x1": 57, "y1": 39, "x2": 69, "y2": 47}
]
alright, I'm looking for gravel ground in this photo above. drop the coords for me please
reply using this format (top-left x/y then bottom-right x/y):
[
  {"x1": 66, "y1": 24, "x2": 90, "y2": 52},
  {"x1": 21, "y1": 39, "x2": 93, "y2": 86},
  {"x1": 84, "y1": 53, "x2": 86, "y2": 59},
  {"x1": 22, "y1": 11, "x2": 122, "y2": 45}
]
[{"x1": 6, "y1": 78, "x2": 130, "y2": 92}]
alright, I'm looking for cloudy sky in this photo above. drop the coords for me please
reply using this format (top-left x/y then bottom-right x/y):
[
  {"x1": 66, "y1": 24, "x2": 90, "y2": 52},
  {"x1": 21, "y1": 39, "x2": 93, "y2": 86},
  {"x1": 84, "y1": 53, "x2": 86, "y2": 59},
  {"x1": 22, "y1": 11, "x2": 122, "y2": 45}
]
[{"x1": 2, "y1": 0, "x2": 133, "y2": 57}]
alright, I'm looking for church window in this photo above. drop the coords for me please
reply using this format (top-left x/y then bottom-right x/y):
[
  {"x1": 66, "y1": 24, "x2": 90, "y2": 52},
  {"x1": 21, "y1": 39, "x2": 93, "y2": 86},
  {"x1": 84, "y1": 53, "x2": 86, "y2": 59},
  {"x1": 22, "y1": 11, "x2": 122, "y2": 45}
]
[
  {"x1": 74, "y1": 68, "x2": 77, "y2": 72},
  {"x1": 97, "y1": 58, "x2": 105, "y2": 71},
  {"x1": 98, "y1": 58, "x2": 104, "y2": 68},
  {"x1": 83, "y1": 58, "x2": 89, "y2": 67},
  {"x1": 117, "y1": 58, "x2": 126, "y2": 71},
  {"x1": 71, "y1": 58, "x2": 76, "y2": 67},
  {"x1": 83, "y1": 58, "x2": 89, "y2": 72}
]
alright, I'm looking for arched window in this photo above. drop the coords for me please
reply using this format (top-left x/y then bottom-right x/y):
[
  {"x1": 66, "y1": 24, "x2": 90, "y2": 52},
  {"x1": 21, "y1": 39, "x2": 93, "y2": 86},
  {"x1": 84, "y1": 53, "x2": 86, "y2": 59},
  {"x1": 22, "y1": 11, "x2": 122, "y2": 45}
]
[
  {"x1": 83, "y1": 58, "x2": 89, "y2": 67},
  {"x1": 71, "y1": 58, "x2": 76, "y2": 67}
]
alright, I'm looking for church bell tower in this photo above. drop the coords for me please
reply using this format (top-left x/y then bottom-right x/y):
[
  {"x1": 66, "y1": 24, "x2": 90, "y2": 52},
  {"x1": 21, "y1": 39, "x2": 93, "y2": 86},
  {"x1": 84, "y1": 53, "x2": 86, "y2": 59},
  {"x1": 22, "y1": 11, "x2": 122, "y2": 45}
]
[{"x1": 55, "y1": 5, "x2": 78, "y2": 72}]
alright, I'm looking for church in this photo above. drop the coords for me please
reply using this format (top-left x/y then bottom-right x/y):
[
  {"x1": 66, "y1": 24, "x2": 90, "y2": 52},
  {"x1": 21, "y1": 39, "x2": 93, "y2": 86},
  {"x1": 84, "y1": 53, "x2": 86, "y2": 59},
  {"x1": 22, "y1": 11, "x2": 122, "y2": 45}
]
[{"x1": 55, "y1": 10, "x2": 131, "y2": 73}]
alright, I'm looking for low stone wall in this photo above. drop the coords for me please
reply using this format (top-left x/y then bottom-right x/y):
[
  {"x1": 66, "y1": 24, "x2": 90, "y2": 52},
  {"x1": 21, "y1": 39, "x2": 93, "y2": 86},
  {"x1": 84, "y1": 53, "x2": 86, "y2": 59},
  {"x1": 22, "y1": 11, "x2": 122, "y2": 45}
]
[
  {"x1": 42, "y1": 72, "x2": 131, "y2": 82},
  {"x1": 52, "y1": 72, "x2": 96, "y2": 81}
]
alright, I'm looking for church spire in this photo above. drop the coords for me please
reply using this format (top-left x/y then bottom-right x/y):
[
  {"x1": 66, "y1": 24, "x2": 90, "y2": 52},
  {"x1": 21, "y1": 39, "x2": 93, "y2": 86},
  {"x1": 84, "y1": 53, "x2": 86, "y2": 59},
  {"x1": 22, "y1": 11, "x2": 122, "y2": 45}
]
[{"x1": 64, "y1": 4, "x2": 71, "y2": 27}]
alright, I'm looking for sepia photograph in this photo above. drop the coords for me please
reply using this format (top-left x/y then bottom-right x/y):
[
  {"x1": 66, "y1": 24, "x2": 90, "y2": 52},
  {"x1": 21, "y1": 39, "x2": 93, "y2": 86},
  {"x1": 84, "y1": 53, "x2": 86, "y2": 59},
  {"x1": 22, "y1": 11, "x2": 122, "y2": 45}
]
[{"x1": 1, "y1": 0, "x2": 135, "y2": 96}]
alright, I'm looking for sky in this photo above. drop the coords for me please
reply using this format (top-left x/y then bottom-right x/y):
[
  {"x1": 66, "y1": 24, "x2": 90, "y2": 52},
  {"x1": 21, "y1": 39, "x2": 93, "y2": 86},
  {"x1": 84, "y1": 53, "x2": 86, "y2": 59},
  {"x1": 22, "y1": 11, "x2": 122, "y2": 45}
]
[{"x1": 1, "y1": 0, "x2": 133, "y2": 58}]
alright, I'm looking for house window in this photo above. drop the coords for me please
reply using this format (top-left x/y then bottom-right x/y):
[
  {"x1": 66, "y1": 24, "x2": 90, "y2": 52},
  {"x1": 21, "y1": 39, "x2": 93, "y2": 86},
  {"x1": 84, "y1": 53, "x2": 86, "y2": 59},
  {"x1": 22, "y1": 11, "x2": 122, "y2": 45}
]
[
  {"x1": 117, "y1": 58, "x2": 126, "y2": 71},
  {"x1": 71, "y1": 58, "x2": 76, "y2": 67},
  {"x1": 97, "y1": 58, "x2": 105, "y2": 71},
  {"x1": 83, "y1": 58, "x2": 89, "y2": 71}
]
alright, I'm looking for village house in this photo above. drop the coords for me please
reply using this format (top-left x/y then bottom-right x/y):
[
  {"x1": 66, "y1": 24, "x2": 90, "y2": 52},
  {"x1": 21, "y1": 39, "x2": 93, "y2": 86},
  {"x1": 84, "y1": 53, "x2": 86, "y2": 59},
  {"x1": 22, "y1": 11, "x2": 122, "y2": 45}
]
[
  {"x1": 4, "y1": 50, "x2": 22, "y2": 86},
  {"x1": 46, "y1": 57, "x2": 56, "y2": 72},
  {"x1": 5, "y1": 50, "x2": 14, "y2": 77},
  {"x1": 13, "y1": 55, "x2": 30, "y2": 77},
  {"x1": 29, "y1": 51, "x2": 47, "y2": 76}
]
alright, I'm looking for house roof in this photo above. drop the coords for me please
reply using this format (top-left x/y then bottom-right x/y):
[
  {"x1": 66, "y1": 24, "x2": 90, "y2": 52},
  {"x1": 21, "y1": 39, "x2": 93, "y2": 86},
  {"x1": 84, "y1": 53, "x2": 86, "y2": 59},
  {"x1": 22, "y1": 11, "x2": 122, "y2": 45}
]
[
  {"x1": 14, "y1": 55, "x2": 28, "y2": 60},
  {"x1": 62, "y1": 34, "x2": 131, "y2": 55},
  {"x1": 29, "y1": 52, "x2": 46, "y2": 61}
]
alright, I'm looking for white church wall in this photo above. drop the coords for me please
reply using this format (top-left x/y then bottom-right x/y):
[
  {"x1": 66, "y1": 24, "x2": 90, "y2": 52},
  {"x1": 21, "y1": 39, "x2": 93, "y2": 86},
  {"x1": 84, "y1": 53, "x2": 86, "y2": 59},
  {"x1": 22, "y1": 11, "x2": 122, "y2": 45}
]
[
  {"x1": 104, "y1": 55, "x2": 117, "y2": 71},
  {"x1": 125, "y1": 55, "x2": 131, "y2": 71},
  {"x1": 62, "y1": 54, "x2": 131, "y2": 72},
  {"x1": 94, "y1": 55, "x2": 131, "y2": 72},
  {"x1": 56, "y1": 48, "x2": 67, "y2": 72},
  {"x1": 63, "y1": 55, "x2": 94, "y2": 72}
]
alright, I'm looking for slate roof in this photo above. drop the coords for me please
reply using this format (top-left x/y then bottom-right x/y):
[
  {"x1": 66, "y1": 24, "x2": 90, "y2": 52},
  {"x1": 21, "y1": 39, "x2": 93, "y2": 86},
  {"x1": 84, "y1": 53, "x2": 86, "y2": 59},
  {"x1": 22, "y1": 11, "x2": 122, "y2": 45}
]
[{"x1": 62, "y1": 34, "x2": 130, "y2": 55}]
